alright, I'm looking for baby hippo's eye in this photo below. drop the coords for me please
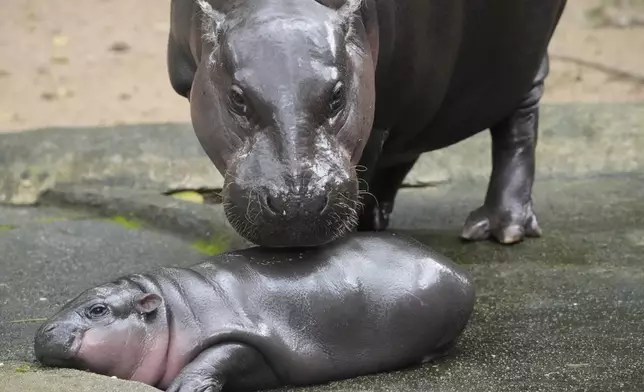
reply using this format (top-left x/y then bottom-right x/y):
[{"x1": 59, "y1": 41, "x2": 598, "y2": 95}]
[{"x1": 85, "y1": 304, "x2": 109, "y2": 319}]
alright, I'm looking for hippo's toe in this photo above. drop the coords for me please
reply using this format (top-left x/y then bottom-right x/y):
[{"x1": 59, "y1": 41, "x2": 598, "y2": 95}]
[
  {"x1": 460, "y1": 200, "x2": 542, "y2": 244},
  {"x1": 166, "y1": 374, "x2": 222, "y2": 392}
]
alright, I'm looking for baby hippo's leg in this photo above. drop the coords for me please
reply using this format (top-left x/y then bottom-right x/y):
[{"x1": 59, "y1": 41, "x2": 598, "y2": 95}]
[{"x1": 166, "y1": 343, "x2": 281, "y2": 392}]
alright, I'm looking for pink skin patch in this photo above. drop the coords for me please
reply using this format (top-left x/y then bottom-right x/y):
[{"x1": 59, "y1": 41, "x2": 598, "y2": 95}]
[
  {"x1": 156, "y1": 332, "x2": 198, "y2": 389},
  {"x1": 76, "y1": 315, "x2": 170, "y2": 387}
]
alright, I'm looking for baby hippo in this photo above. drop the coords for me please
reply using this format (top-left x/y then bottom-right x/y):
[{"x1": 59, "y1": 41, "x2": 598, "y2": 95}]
[{"x1": 34, "y1": 232, "x2": 475, "y2": 392}]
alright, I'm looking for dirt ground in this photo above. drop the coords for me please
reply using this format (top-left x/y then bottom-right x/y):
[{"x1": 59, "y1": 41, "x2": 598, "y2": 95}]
[{"x1": 1, "y1": 0, "x2": 643, "y2": 133}]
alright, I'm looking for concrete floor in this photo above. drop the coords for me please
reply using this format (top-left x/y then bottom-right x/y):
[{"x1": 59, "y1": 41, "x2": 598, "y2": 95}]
[{"x1": 2, "y1": 173, "x2": 643, "y2": 392}]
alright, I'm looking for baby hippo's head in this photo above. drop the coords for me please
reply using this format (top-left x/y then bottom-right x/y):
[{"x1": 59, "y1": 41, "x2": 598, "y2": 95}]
[{"x1": 34, "y1": 278, "x2": 168, "y2": 385}]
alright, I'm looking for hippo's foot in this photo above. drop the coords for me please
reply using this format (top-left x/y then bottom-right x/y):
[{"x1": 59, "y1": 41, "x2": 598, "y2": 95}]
[
  {"x1": 461, "y1": 200, "x2": 542, "y2": 244},
  {"x1": 461, "y1": 54, "x2": 550, "y2": 245},
  {"x1": 356, "y1": 158, "x2": 419, "y2": 232},
  {"x1": 357, "y1": 201, "x2": 393, "y2": 231},
  {"x1": 166, "y1": 374, "x2": 223, "y2": 392}
]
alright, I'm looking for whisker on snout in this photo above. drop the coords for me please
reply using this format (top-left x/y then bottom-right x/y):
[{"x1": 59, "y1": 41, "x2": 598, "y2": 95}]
[
  {"x1": 245, "y1": 189, "x2": 258, "y2": 224},
  {"x1": 358, "y1": 190, "x2": 378, "y2": 208},
  {"x1": 357, "y1": 178, "x2": 370, "y2": 193}
]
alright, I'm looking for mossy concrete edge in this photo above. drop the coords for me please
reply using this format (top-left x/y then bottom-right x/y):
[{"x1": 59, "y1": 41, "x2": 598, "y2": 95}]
[{"x1": 36, "y1": 184, "x2": 250, "y2": 252}]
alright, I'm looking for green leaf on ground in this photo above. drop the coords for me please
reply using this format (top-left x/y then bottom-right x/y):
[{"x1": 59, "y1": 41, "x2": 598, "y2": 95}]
[
  {"x1": 192, "y1": 235, "x2": 230, "y2": 256},
  {"x1": 9, "y1": 318, "x2": 48, "y2": 324},
  {"x1": 107, "y1": 216, "x2": 143, "y2": 229}
]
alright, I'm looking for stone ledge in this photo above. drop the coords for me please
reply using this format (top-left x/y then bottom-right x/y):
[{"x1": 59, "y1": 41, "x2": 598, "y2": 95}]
[
  {"x1": 1, "y1": 102, "x2": 642, "y2": 205},
  {"x1": 0, "y1": 362, "x2": 160, "y2": 392},
  {"x1": 37, "y1": 184, "x2": 249, "y2": 249}
]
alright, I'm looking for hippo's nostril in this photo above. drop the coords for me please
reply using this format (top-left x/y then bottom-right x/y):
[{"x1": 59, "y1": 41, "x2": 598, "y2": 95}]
[
  {"x1": 264, "y1": 192, "x2": 329, "y2": 216},
  {"x1": 265, "y1": 194, "x2": 286, "y2": 215},
  {"x1": 313, "y1": 194, "x2": 329, "y2": 214},
  {"x1": 43, "y1": 324, "x2": 56, "y2": 333}
]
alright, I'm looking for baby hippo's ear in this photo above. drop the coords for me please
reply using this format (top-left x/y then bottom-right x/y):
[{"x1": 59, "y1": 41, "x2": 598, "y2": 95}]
[{"x1": 134, "y1": 293, "x2": 163, "y2": 314}]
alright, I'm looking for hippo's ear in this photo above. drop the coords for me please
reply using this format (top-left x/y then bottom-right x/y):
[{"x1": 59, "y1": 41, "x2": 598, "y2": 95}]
[
  {"x1": 336, "y1": 0, "x2": 362, "y2": 18},
  {"x1": 335, "y1": 0, "x2": 363, "y2": 38},
  {"x1": 134, "y1": 293, "x2": 163, "y2": 315},
  {"x1": 196, "y1": 0, "x2": 225, "y2": 45}
]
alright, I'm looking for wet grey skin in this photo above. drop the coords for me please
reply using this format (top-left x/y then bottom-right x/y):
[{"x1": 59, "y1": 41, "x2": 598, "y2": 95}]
[
  {"x1": 34, "y1": 231, "x2": 476, "y2": 392},
  {"x1": 167, "y1": 0, "x2": 567, "y2": 248}
]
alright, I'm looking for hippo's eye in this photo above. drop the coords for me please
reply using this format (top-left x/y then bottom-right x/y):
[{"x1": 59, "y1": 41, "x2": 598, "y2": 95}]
[
  {"x1": 228, "y1": 85, "x2": 248, "y2": 116},
  {"x1": 330, "y1": 82, "x2": 346, "y2": 116},
  {"x1": 85, "y1": 304, "x2": 109, "y2": 319}
]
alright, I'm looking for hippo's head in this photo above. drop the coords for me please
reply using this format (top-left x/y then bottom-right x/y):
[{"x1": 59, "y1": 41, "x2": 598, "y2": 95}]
[
  {"x1": 189, "y1": 0, "x2": 377, "y2": 247},
  {"x1": 34, "y1": 279, "x2": 168, "y2": 386}
]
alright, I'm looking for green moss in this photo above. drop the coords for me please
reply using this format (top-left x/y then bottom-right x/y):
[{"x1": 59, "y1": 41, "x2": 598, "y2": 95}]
[
  {"x1": 192, "y1": 235, "x2": 230, "y2": 256},
  {"x1": 14, "y1": 363, "x2": 33, "y2": 373},
  {"x1": 0, "y1": 224, "x2": 16, "y2": 231},
  {"x1": 106, "y1": 215, "x2": 143, "y2": 229}
]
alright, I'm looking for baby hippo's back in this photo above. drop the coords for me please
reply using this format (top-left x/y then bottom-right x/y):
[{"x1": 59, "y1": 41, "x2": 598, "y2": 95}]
[{"x1": 186, "y1": 231, "x2": 476, "y2": 386}]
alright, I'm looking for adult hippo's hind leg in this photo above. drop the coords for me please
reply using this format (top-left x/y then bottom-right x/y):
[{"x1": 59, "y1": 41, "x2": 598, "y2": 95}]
[{"x1": 461, "y1": 56, "x2": 549, "y2": 244}]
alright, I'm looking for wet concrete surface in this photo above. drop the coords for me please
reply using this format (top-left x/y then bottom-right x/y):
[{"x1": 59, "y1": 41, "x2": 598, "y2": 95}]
[{"x1": 1, "y1": 174, "x2": 643, "y2": 391}]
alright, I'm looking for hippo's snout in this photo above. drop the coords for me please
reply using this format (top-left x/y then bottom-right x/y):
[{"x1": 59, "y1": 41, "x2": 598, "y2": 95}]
[
  {"x1": 224, "y1": 164, "x2": 360, "y2": 248},
  {"x1": 264, "y1": 189, "x2": 329, "y2": 217},
  {"x1": 229, "y1": 174, "x2": 352, "y2": 219},
  {"x1": 34, "y1": 322, "x2": 81, "y2": 368}
]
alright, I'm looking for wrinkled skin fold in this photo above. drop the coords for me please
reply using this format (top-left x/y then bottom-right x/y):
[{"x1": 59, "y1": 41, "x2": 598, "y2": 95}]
[
  {"x1": 34, "y1": 232, "x2": 476, "y2": 392},
  {"x1": 167, "y1": 0, "x2": 567, "y2": 248}
]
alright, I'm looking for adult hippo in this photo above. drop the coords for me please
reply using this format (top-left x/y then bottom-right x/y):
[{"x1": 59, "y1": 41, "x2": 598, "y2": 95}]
[
  {"x1": 167, "y1": 0, "x2": 567, "y2": 247},
  {"x1": 34, "y1": 232, "x2": 475, "y2": 392}
]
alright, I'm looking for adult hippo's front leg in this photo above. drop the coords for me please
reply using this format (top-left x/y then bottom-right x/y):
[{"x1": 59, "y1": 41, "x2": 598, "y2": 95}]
[
  {"x1": 357, "y1": 158, "x2": 418, "y2": 232},
  {"x1": 358, "y1": 59, "x2": 548, "y2": 242},
  {"x1": 460, "y1": 57, "x2": 550, "y2": 244}
]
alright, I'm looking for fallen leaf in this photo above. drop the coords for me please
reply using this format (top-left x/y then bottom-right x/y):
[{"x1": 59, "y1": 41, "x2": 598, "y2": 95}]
[
  {"x1": 10, "y1": 318, "x2": 48, "y2": 324},
  {"x1": 41, "y1": 91, "x2": 57, "y2": 101},
  {"x1": 52, "y1": 34, "x2": 68, "y2": 47},
  {"x1": 171, "y1": 191, "x2": 205, "y2": 204},
  {"x1": 109, "y1": 41, "x2": 131, "y2": 53},
  {"x1": 50, "y1": 54, "x2": 69, "y2": 64},
  {"x1": 56, "y1": 86, "x2": 74, "y2": 98},
  {"x1": 26, "y1": 11, "x2": 38, "y2": 22}
]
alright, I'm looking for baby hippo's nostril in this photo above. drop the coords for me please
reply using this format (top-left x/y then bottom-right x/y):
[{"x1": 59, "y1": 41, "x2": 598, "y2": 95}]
[{"x1": 43, "y1": 324, "x2": 56, "y2": 333}]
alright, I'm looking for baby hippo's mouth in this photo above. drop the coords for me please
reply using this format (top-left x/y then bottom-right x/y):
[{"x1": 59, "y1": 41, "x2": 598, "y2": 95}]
[{"x1": 34, "y1": 322, "x2": 83, "y2": 369}]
